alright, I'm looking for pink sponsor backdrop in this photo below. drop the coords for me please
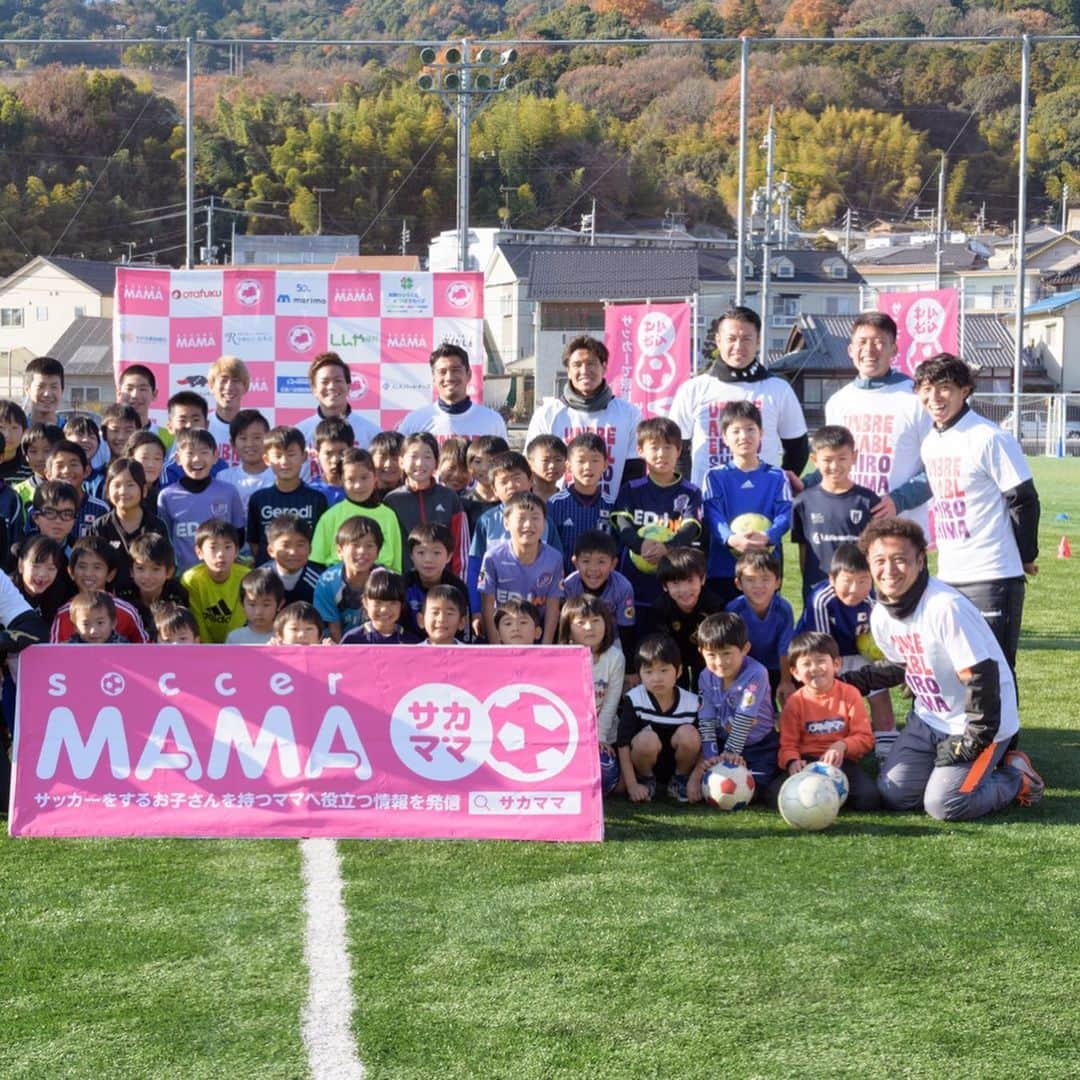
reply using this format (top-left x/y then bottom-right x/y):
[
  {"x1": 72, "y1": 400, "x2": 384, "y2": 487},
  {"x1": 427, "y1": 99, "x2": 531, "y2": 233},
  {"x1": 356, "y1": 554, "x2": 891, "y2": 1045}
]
[
  {"x1": 113, "y1": 269, "x2": 486, "y2": 432},
  {"x1": 604, "y1": 302, "x2": 692, "y2": 419},
  {"x1": 10, "y1": 645, "x2": 603, "y2": 842},
  {"x1": 878, "y1": 288, "x2": 960, "y2": 377}
]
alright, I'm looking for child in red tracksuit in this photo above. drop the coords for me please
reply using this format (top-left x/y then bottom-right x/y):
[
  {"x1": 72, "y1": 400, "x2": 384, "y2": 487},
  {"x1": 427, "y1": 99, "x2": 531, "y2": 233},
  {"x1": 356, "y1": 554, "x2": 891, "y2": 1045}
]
[{"x1": 767, "y1": 629, "x2": 881, "y2": 811}]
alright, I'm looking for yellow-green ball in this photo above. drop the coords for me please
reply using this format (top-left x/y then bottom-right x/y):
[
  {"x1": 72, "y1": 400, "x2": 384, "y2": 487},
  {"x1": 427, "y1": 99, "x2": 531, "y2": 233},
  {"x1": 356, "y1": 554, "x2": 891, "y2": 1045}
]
[
  {"x1": 856, "y1": 629, "x2": 885, "y2": 661},
  {"x1": 629, "y1": 523, "x2": 675, "y2": 574}
]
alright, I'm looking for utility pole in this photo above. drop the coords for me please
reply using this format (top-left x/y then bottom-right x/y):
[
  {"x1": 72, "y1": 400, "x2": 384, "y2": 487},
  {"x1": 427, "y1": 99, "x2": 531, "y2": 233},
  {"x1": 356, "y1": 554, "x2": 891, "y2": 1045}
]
[
  {"x1": 418, "y1": 42, "x2": 517, "y2": 271},
  {"x1": 312, "y1": 187, "x2": 334, "y2": 235},
  {"x1": 843, "y1": 207, "x2": 853, "y2": 258},
  {"x1": 935, "y1": 153, "x2": 946, "y2": 290},
  {"x1": 759, "y1": 108, "x2": 776, "y2": 364},
  {"x1": 206, "y1": 195, "x2": 214, "y2": 264},
  {"x1": 580, "y1": 199, "x2": 597, "y2": 245},
  {"x1": 1062, "y1": 183, "x2": 1070, "y2": 233},
  {"x1": 400, "y1": 219, "x2": 410, "y2": 256}
]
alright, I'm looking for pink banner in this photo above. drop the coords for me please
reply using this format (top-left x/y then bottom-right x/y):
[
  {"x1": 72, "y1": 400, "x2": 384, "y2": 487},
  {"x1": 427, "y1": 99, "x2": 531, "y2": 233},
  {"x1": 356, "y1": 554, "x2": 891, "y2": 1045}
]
[
  {"x1": 878, "y1": 289, "x2": 960, "y2": 377},
  {"x1": 10, "y1": 645, "x2": 603, "y2": 842},
  {"x1": 605, "y1": 302, "x2": 691, "y2": 419},
  {"x1": 112, "y1": 269, "x2": 486, "y2": 432}
]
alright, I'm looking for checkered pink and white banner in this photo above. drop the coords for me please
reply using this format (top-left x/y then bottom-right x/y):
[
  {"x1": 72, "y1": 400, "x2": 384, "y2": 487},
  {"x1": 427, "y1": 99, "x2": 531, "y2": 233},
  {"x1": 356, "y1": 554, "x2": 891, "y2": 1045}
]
[{"x1": 112, "y1": 268, "x2": 486, "y2": 430}]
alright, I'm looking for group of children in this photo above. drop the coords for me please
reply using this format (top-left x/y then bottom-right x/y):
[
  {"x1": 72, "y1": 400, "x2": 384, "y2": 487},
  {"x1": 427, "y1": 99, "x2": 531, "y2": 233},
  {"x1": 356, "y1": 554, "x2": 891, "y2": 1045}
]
[{"x1": 0, "y1": 350, "x2": 909, "y2": 813}]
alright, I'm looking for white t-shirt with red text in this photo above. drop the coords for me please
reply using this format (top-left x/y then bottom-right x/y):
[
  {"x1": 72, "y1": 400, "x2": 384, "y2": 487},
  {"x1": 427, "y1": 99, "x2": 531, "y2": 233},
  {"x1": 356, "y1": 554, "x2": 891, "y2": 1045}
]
[
  {"x1": 920, "y1": 409, "x2": 1031, "y2": 583},
  {"x1": 871, "y1": 577, "x2": 1018, "y2": 741}
]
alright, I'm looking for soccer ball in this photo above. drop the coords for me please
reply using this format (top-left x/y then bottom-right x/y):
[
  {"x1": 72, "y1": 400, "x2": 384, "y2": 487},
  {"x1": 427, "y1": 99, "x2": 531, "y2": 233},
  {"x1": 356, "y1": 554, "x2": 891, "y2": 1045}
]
[
  {"x1": 729, "y1": 512, "x2": 773, "y2": 551},
  {"x1": 778, "y1": 771, "x2": 840, "y2": 831},
  {"x1": 629, "y1": 523, "x2": 675, "y2": 574},
  {"x1": 855, "y1": 629, "x2": 885, "y2": 661},
  {"x1": 599, "y1": 747, "x2": 621, "y2": 795},
  {"x1": 803, "y1": 761, "x2": 849, "y2": 807},
  {"x1": 701, "y1": 761, "x2": 756, "y2": 811}
]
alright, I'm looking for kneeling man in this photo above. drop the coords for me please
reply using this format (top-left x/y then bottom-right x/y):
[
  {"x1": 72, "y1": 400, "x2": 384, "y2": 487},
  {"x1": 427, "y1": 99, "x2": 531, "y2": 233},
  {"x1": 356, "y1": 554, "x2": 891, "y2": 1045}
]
[{"x1": 842, "y1": 517, "x2": 1043, "y2": 820}]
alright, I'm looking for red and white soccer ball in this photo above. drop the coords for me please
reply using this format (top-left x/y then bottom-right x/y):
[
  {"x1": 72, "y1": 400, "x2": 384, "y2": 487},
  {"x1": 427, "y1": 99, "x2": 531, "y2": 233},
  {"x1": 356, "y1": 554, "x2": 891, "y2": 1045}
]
[
  {"x1": 778, "y1": 771, "x2": 840, "y2": 831},
  {"x1": 701, "y1": 761, "x2": 755, "y2": 811}
]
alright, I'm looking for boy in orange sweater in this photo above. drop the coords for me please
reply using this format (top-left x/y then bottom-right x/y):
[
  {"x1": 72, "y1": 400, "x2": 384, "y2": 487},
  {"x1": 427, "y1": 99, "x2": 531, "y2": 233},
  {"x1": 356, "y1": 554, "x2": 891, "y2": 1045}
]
[{"x1": 767, "y1": 629, "x2": 881, "y2": 811}]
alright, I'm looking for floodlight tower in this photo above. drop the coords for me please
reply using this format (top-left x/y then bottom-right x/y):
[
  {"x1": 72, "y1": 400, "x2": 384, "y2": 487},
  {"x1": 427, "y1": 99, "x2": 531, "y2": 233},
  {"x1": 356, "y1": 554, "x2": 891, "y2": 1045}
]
[{"x1": 418, "y1": 41, "x2": 518, "y2": 271}]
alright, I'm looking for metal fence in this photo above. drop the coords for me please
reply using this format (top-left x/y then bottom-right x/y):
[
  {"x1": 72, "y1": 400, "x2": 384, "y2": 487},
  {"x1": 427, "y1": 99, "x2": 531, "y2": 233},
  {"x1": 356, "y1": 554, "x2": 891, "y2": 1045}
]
[{"x1": 973, "y1": 393, "x2": 1080, "y2": 457}]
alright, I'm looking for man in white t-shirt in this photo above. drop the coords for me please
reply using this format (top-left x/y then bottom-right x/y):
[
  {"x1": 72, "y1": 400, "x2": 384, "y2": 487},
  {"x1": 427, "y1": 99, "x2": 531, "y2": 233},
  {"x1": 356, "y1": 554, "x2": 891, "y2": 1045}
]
[
  {"x1": 525, "y1": 335, "x2": 643, "y2": 501},
  {"x1": 822, "y1": 312, "x2": 932, "y2": 528},
  {"x1": 841, "y1": 517, "x2": 1043, "y2": 820},
  {"x1": 206, "y1": 355, "x2": 251, "y2": 467},
  {"x1": 668, "y1": 306, "x2": 808, "y2": 489},
  {"x1": 914, "y1": 353, "x2": 1039, "y2": 673},
  {"x1": 398, "y1": 343, "x2": 507, "y2": 445},
  {"x1": 297, "y1": 352, "x2": 379, "y2": 480}
]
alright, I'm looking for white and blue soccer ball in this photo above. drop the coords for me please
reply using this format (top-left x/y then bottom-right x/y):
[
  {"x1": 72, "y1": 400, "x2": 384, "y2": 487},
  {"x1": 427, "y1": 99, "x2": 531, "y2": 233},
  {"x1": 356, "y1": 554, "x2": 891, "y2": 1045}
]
[
  {"x1": 599, "y1": 747, "x2": 621, "y2": 795},
  {"x1": 702, "y1": 761, "x2": 756, "y2": 811},
  {"x1": 778, "y1": 771, "x2": 841, "y2": 831},
  {"x1": 804, "y1": 761, "x2": 849, "y2": 807}
]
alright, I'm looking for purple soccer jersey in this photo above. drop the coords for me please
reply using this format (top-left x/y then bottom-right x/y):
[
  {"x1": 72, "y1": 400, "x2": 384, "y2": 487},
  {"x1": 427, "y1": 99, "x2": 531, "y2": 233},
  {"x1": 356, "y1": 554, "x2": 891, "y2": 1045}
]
[
  {"x1": 157, "y1": 478, "x2": 245, "y2": 573},
  {"x1": 477, "y1": 539, "x2": 564, "y2": 607}
]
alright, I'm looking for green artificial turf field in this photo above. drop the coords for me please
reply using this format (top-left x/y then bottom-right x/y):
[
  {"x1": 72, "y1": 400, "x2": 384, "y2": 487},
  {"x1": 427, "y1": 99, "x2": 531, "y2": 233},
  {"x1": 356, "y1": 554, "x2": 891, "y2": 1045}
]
[{"x1": 3, "y1": 459, "x2": 1079, "y2": 1079}]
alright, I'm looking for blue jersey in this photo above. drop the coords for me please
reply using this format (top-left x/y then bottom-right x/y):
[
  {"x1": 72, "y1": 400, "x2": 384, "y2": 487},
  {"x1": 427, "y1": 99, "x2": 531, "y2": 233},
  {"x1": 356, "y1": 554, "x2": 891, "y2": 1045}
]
[
  {"x1": 340, "y1": 621, "x2": 420, "y2": 645},
  {"x1": 547, "y1": 485, "x2": 614, "y2": 574},
  {"x1": 725, "y1": 593, "x2": 794, "y2": 673},
  {"x1": 313, "y1": 563, "x2": 370, "y2": 636},
  {"x1": 403, "y1": 567, "x2": 471, "y2": 642},
  {"x1": 702, "y1": 462, "x2": 792, "y2": 579},
  {"x1": 611, "y1": 475, "x2": 702, "y2": 607},
  {"x1": 563, "y1": 568, "x2": 636, "y2": 627},
  {"x1": 791, "y1": 483, "x2": 879, "y2": 601},
  {"x1": 698, "y1": 654, "x2": 775, "y2": 757},
  {"x1": 796, "y1": 579, "x2": 874, "y2": 657}
]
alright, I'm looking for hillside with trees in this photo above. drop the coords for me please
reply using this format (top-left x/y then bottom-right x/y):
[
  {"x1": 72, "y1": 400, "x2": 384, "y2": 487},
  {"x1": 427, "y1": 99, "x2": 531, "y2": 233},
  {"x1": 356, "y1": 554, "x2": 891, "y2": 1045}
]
[{"x1": 0, "y1": 0, "x2": 1076, "y2": 272}]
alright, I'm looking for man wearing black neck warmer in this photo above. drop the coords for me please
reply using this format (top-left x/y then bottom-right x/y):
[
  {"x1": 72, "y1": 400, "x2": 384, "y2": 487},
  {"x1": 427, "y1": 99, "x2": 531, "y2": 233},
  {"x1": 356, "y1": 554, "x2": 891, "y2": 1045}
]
[
  {"x1": 398, "y1": 344, "x2": 508, "y2": 444},
  {"x1": 669, "y1": 306, "x2": 808, "y2": 490},
  {"x1": 525, "y1": 335, "x2": 644, "y2": 502},
  {"x1": 840, "y1": 517, "x2": 1043, "y2": 819},
  {"x1": 813, "y1": 311, "x2": 932, "y2": 525}
]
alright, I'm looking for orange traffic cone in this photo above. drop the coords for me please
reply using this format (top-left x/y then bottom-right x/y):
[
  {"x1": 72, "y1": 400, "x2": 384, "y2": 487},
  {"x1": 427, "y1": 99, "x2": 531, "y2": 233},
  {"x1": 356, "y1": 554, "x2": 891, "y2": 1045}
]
[{"x1": 1059, "y1": 535, "x2": 1072, "y2": 559}]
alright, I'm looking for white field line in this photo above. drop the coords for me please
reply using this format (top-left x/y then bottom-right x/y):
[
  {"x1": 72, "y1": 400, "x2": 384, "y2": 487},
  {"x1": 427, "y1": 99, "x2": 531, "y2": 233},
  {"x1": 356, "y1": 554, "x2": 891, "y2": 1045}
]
[{"x1": 300, "y1": 838, "x2": 365, "y2": 1080}]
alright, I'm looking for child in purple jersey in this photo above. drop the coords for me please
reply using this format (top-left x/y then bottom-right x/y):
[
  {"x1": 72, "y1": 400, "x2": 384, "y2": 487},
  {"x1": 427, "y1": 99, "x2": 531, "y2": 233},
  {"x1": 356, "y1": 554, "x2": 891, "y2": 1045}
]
[
  {"x1": 687, "y1": 611, "x2": 780, "y2": 802},
  {"x1": 157, "y1": 428, "x2": 245, "y2": 574},
  {"x1": 478, "y1": 491, "x2": 563, "y2": 644},
  {"x1": 795, "y1": 543, "x2": 897, "y2": 759},
  {"x1": 341, "y1": 568, "x2": 420, "y2": 645},
  {"x1": 562, "y1": 530, "x2": 636, "y2": 657},
  {"x1": 468, "y1": 451, "x2": 563, "y2": 616},
  {"x1": 612, "y1": 417, "x2": 703, "y2": 610},
  {"x1": 725, "y1": 550, "x2": 795, "y2": 706}
]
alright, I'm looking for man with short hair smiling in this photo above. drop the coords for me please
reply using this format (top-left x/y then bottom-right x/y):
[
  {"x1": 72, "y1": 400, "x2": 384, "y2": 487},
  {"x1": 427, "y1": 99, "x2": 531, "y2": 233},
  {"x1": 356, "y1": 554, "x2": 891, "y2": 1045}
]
[
  {"x1": 842, "y1": 516, "x2": 1043, "y2": 820},
  {"x1": 398, "y1": 343, "x2": 507, "y2": 444},
  {"x1": 668, "y1": 306, "x2": 808, "y2": 490},
  {"x1": 914, "y1": 352, "x2": 1039, "y2": 674},
  {"x1": 821, "y1": 311, "x2": 933, "y2": 526}
]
